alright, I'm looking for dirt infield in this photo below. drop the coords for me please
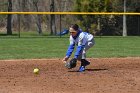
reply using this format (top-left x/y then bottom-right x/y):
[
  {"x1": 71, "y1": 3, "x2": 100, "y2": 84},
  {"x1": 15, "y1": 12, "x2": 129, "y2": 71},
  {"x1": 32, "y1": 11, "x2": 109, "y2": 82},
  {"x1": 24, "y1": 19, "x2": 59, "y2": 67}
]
[{"x1": 0, "y1": 57, "x2": 140, "y2": 93}]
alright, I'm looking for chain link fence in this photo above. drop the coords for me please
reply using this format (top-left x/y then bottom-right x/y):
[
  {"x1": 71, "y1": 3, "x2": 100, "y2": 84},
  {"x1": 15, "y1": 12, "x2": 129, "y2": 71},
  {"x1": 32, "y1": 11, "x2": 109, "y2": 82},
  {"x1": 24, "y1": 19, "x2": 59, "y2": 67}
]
[{"x1": 0, "y1": 0, "x2": 140, "y2": 37}]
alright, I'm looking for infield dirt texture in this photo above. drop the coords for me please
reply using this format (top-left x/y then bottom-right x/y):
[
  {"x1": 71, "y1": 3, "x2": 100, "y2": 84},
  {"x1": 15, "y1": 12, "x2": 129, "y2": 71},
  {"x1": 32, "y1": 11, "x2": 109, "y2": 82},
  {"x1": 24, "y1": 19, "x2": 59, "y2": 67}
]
[{"x1": 0, "y1": 57, "x2": 140, "y2": 93}]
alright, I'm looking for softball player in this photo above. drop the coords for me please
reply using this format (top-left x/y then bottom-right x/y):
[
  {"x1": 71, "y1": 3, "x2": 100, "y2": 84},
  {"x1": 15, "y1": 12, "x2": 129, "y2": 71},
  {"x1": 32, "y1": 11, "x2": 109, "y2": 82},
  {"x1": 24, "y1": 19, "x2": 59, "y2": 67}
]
[{"x1": 63, "y1": 24, "x2": 95, "y2": 72}]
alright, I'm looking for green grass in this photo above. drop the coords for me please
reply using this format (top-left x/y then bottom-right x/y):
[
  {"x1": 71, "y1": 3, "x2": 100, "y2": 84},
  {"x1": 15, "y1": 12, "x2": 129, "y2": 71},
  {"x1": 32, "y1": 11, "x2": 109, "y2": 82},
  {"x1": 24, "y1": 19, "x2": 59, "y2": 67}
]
[
  {"x1": 0, "y1": 36, "x2": 140, "y2": 60},
  {"x1": 90, "y1": 36, "x2": 140, "y2": 58}
]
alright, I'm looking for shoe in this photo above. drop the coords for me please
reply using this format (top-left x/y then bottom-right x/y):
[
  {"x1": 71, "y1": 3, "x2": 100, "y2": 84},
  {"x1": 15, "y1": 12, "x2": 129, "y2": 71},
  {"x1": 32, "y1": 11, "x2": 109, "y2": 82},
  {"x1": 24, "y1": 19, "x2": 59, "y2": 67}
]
[
  {"x1": 81, "y1": 59, "x2": 90, "y2": 66},
  {"x1": 78, "y1": 66, "x2": 85, "y2": 72}
]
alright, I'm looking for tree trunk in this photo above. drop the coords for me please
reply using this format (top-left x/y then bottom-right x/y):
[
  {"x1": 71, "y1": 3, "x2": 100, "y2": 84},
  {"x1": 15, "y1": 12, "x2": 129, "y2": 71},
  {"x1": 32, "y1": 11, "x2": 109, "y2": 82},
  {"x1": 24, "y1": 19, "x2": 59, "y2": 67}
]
[
  {"x1": 50, "y1": 0, "x2": 56, "y2": 35},
  {"x1": 33, "y1": 0, "x2": 42, "y2": 35},
  {"x1": 123, "y1": 0, "x2": 127, "y2": 36},
  {"x1": 7, "y1": 0, "x2": 12, "y2": 35},
  {"x1": 36, "y1": 15, "x2": 42, "y2": 35},
  {"x1": 97, "y1": 17, "x2": 101, "y2": 36}
]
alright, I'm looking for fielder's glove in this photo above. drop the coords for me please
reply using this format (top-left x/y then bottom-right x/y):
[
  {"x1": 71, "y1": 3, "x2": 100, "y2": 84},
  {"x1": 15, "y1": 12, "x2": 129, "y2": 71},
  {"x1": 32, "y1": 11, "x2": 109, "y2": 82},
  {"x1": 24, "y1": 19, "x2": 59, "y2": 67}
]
[{"x1": 65, "y1": 58, "x2": 77, "y2": 69}]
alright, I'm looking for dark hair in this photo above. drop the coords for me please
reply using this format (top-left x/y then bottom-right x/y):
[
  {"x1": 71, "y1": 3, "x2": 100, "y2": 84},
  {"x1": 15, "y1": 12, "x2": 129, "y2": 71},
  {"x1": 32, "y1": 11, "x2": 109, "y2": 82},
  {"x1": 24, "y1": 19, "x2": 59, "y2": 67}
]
[{"x1": 70, "y1": 24, "x2": 79, "y2": 31}]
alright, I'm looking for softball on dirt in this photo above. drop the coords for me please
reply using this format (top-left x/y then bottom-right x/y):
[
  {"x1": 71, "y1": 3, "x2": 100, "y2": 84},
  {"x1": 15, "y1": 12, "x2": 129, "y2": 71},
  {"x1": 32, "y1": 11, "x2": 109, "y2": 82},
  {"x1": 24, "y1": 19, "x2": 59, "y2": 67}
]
[{"x1": 33, "y1": 68, "x2": 39, "y2": 74}]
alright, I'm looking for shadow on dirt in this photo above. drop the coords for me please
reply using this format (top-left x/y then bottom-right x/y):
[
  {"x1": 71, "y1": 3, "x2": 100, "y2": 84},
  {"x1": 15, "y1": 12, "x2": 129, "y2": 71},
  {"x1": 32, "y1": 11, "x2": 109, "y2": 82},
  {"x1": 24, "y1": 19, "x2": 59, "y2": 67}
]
[
  {"x1": 86, "y1": 68, "x2": 108, "y2": 71},
  {"x1": 68, "y1": 68, "x2": 108, "y2": 72}
]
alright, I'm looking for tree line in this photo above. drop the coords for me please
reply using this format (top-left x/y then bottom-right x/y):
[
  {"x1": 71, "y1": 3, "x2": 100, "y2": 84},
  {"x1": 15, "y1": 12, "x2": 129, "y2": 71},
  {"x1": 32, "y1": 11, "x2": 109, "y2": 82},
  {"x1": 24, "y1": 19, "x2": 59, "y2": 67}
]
[
  {"x1": 74, "y1": 0, "x2": 140, "y2": 36},
  {"x1": 0, "y1": 0, "x2": 140, "y2": 36}
]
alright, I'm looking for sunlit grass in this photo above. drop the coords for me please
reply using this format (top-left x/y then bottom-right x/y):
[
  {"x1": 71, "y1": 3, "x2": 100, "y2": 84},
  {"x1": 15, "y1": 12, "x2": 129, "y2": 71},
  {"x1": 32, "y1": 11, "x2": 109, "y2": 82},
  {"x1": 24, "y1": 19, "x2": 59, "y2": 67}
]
[{"x1": 0, "y1": 36, "x2": 140, "y2": 60}]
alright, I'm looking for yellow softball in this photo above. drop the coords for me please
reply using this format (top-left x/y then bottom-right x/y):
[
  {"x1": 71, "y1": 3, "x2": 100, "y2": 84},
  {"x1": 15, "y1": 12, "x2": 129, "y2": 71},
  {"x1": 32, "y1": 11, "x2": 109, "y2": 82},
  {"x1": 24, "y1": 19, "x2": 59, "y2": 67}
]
[{"x1": 33, "y1": 68, "x2": 39, "y2": 74}]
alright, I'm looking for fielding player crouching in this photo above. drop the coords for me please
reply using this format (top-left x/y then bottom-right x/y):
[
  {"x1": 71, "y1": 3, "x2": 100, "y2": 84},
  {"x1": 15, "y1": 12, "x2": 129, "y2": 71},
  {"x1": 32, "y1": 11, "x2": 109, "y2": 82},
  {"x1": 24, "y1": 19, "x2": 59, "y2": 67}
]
[{"x1": 62, "y1": 24, "x2": 95, "y2": 72}]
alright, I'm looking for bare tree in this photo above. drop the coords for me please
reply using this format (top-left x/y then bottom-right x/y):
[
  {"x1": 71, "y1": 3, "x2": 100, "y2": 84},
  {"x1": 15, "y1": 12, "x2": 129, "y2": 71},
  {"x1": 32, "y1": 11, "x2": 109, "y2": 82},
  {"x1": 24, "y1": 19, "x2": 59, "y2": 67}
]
[
  {"x1": 7, "y1": 0, "x2": 12, "y2": 35},
  {"x1": 123, "y1": 0, "x2": 127, "y2": 36},
  {"x1": 33, "y1": 0, "x2": 42, "y2": 35},
  {"x1": 50, "y1": 0, "x2": 56, "y2": 35}
]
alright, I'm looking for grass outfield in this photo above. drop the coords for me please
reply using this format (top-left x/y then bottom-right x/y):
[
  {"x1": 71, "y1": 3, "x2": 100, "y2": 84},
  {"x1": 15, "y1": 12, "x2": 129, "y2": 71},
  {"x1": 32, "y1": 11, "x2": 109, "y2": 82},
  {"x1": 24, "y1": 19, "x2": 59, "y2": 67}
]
[{"x1": 0, "y1": 36, "x2": 140, "y2": 60}]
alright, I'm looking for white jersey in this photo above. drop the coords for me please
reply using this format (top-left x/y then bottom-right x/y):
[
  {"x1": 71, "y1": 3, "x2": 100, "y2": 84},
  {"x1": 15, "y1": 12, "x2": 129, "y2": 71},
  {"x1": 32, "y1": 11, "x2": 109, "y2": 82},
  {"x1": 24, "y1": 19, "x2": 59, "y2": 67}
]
[
  {"x1": 66, "y1": 31, "x2": 94, "y2": 58},
  {"x1": 70, "y1": 32, "x2": 94, "y2": 46}
]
